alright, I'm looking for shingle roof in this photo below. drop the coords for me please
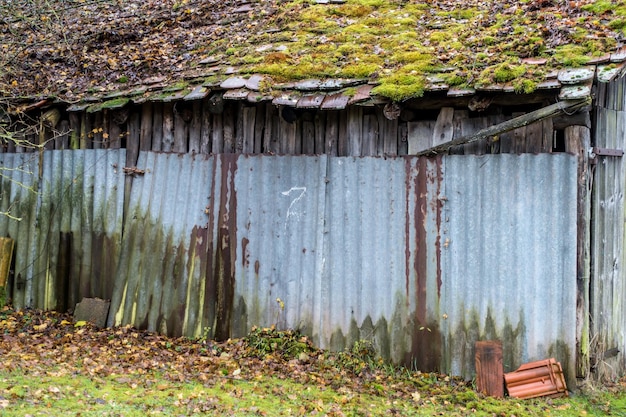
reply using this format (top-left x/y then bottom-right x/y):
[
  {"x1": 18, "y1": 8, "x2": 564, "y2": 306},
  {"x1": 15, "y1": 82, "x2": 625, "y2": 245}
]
[{"x1": 2, "y1": 0, "x2": 626, "y2": 104}]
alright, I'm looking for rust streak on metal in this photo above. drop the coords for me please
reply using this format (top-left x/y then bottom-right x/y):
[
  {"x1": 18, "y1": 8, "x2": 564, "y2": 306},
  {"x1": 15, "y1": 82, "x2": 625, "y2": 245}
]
[
  {"x1": 404, "y1": 158, "x2": 413, "y2": 303},
  {"x1": 241, "y1": 237, "x2": 250, "y2": 267},
  {"x1": 414, "y1": 157, "x2": 428, "y2": 328},
  {"x1": 214, "y1": 153, "x2": 238, "y2": 341},
  {"x1": 203, "y1": 155, "x2": 218, "y2": 340},
  {"x1": 434, "y1": 156, "x2": 443, "y2": 297}
]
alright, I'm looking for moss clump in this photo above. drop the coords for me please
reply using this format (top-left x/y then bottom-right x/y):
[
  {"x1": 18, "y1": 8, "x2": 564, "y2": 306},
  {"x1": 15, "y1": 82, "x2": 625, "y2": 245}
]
[
  {"x1": 477, "y1": 62, "x2": 526, "y2": 86},
  {"x1": 493, "y1": 63, "x2": 526, "y2": 83},
  {"x1": 0, "y1": 286, "x2": 6, "y2": 307},
  {"x1": 554, "y1": 44, "x2": 591, "y2": 66},
  {"x1": 371, "y1": 73, "x2": 426, "y2": 101},
  {"x1": 513, "y1": 78, "x2": 537, "y2": 94},
  {"x1": 342, "y1": 62, "x2": 379, "y2": 78}
]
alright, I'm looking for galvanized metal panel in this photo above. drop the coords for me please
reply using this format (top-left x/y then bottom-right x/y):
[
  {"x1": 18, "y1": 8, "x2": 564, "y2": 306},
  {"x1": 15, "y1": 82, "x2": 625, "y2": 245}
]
[
  {"x1": 232, "y1": 155, "x2": 443, "y2": 365},
  {"x1": 232, "y1": 155, "x2": 328, "y2": 339},
  {"x1": 0, "y1": 153, "x2": 39, "y2": 308},
  {"x1": 0, "y1": 149, "x2": 581, "y2": 380},
  {"x1": 109, "y1": 152, "x2": 218, "y2": 337},
  {"x1": 0, "y1": 150, "x2": 126, "y2": 310},
  {"x1": 440, "y1": 154, "x2": 578, "y2": 383}
]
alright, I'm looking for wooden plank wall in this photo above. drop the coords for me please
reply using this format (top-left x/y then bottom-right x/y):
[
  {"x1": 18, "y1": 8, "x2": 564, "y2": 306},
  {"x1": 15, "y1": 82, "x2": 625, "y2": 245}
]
[
  {"x1": 2, "y1": 99, "x2": 568, "y2": 162},
  {"x1": 407, "y1": 106, "x2": 554, "y2": 155}
]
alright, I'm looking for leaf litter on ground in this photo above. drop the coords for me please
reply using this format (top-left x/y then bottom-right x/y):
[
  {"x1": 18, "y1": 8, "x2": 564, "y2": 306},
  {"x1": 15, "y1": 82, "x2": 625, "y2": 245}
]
[{"x1": 1, "y1": 305, "x2": 626, "y2": 416}]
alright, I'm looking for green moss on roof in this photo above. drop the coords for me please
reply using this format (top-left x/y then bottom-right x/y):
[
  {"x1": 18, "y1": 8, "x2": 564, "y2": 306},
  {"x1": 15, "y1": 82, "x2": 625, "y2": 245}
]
[{"x1": 2, "y1": 0, "x2": 624, "y2": 101}]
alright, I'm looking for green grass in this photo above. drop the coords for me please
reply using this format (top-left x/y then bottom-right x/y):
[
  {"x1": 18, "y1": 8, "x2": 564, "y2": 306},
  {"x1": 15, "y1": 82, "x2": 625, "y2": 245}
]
[
  {"x1": 2, "y1": 308, "x2": 626, "y2": 416},
  {"x1": 2, "y1": 370, "x2": 626, "y2": 416}
]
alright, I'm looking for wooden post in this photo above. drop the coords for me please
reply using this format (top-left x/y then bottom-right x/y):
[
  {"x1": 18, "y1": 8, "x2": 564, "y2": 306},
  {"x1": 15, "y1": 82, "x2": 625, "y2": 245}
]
[
  {"x1": 0, "y1": 237, "x2": 14, "y2": 288},
  {"x1": 564, "y1": 124, "x2": 592, "y2": 378},
  {"x1": 475, "y1": 340, "x2": 504, "y2": 397}
]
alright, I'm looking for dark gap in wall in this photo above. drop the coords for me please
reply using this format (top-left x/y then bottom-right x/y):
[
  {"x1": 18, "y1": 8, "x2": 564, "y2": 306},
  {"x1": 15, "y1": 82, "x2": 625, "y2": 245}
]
[{"x1": 552, "y1": 129, "x2": 565, "y2": 152}]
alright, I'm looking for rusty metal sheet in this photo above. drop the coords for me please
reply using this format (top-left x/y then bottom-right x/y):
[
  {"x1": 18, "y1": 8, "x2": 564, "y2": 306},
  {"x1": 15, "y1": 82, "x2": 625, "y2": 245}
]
[
  {"x1": 348, "y1": 84, "x2": 374, "y2": 105},
  {"x1": 272, "y1": 93, "x2": 300, "y2": 107},
  {"x1": 320, "y1": 92, "x2": 350, "y2": 110},
  {"x1": 296, "y1": 94, "x2": 325, "y2": 109}
]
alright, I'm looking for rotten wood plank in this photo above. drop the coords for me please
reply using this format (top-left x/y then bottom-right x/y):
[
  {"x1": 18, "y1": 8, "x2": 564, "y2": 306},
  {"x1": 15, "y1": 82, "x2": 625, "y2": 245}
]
[
  {"x1": 347, "y1": 106, "x2": 363, "y2": 156},
  {"x1": 432, "y1": 107, "x2": 454, "y2": 147},
  {"x1": 242, "y1": 106, "x2": 256, "y2": 153},
  {"x1": 325, "y1": 111, "x2": 338, "y2": 156},
  {"x1": 398, "y1": 123, "x2": 408, "y2": 155},
  {"x1": 162, "y1": 102, "x2": 174, "y2": 152},
  {"x1": 126, "y1": 112, "x2": 140, "y2": 168},
  {"x1": 564, "y1": 125, "x2": 592, "y2": 378},
  {"x1": 235, "y1": 102, "x2": 244, "y2": 153},
  {"x1": 223, "y1": 104, "x2": 235, "y2": 153},
  {"x1": 461, "y1": 117, "x2": 488, "y2": 155},
  {"x1": 140, "y1": 102, "x2": 153, "y2": 151},
  {"x1": 200, "y1": 99, "x2": 212, "y2": 154},
  {"x1": 173, "y1": 105, "x2": 188, "y2": 153},
  {"x1": 263, "y1": 102, "x2": 274, "y2": 153},
  {"x1": 69, "y1": 113, "x2": 80, "y2": 150},
  {"x1": 362, "y1": 113, "x2": 378, "y2": 156},
  {"x1": 253, "y1": 103, "x2": 265, "y2": 154},
  {"x1": 337, "y1": 110, "x2": 348, "y2": 156},
  {"x1": 189, "y1": 101, "x2": 202, "y2": 153},
  {"x1": 93, "y1": 112, "x2": 103, "y2": 149},
  {"x1": 380, "y1": 113, "x2": 398, "y2": 156},
  {"x1": 408, "y1": 121, "x2": 435, "y2": 154},
  {"x1": 417, "y1": 98, "x2": 591, "y2": 155},
  {"x1": 151, "y1": 102, "x2": 163, "y2": 151},
  {"x1": 81, "y1": 112, "x2": 91, "y2": 149},
  {"x1": 302, "y1": 120, "x2": 315, "y2": 155},
  {"x1": 314, "y1": 112, "x2": 326, "y2": 155},
  {"x1": 279, "y1": 116, "x2": 297, "y2": 154},
  {"x1": 212, "y1": 112, "x2": 224, "y2": 154}
]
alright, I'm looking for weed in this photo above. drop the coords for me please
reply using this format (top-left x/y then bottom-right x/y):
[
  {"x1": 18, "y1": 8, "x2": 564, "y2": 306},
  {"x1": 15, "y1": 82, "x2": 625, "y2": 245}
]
[{"x1": 243, "y1": 326, "x2": 316, "y2": 360}]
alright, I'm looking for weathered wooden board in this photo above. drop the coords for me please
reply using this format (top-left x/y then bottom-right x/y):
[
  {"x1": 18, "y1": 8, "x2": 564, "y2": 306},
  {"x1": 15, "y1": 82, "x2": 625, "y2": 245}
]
[{"x1": 408, "y1": 121, "x2": 434, "y2": 154}]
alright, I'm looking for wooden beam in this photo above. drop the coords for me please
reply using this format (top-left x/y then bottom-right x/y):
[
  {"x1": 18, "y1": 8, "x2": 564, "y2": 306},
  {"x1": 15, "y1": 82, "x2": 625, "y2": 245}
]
[{"x1": 416, "y1": 98, "x2": 591, "y2": 156}]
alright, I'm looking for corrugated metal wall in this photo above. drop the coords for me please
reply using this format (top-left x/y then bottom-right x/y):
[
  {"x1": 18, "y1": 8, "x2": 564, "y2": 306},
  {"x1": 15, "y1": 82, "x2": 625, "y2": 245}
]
[
  {"x1": 591, "y1": 71, "x2": 626, "y2": 380},
  {"x1": 441, "y1": 154, "x2": 578, "y2": 385},
  {"x1": 0, "y1": 150, "x2": 579, "y2": 379},
  {"x1": 0, "y1": 150, "x2": 126, "y2": 310}
]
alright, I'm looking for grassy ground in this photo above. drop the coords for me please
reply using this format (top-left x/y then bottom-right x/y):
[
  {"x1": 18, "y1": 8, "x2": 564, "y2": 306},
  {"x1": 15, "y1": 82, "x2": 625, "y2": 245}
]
[{"x1": 1, "y1": 306, "x2": 626, "y2": 416}]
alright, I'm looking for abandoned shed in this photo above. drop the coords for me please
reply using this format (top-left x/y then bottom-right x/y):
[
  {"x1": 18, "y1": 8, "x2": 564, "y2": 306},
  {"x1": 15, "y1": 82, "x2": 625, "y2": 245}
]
[{"x1": 1, "y1": 0, "x2": 626, "y2": 386}]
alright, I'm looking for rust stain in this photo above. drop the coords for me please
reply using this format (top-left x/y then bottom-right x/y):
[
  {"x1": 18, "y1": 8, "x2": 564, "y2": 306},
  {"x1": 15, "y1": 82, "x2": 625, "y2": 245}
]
[
  {"x1": 254, "y1": 259, "x2": 260, "y2": 275},
  {"x1": 414, "y1": 157, "x2": 428, "y2": 328},
  {"x1": 203, "y1": 154, "x2": 218, "y2": 339},
  {"x1": 408, "y1": 156, "x2": 443, "y2": 372},
  {"x1": 404, "y1": 158, "x2": 413, "y2": 303},
  {"x1": 241, "y1": 237, "x2": 250, "y2": 267},
  {"x1": 433, "y1": 156, "x2": 443, "y2": 297},
  {"x1": 214, "y1": 153, "x2": 238, "y2": 341},
  {"x1": 504, "y1": 358, "x2": 568, "y2": 399}
]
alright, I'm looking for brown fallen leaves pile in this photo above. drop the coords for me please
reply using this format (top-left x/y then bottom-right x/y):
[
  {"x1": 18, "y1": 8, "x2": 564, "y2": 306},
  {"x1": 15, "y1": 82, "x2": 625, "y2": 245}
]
[{"x1": 0, "y1": 306, "x2": 466, "y2": 400}]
